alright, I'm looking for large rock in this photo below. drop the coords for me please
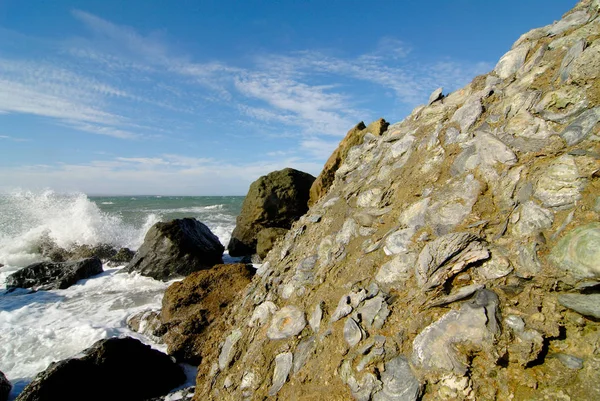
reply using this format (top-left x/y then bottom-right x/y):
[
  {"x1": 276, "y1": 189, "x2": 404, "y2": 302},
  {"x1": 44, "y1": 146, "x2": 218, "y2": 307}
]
[
  {"x1": 0, "y1": 371, "x2": 11, "y2": 401},
  {"x1": 256, "y1": 227, "x2": 288, "y2": 259},
  {"x1": 125, "y1": 218, "x2": 224, "y2": 281},
  {"x1": 227, "y1": 168, "x2": 315, "y2": 256},
  {"x1": 309, "y1": 118, "x2": 389, "y2": 206},
  {"x1": 15, "y1": 337, "x2": 185, "y2": 401},
  {"x1": 6, "y1": 257, "x2": 103, "y2": 290},
  {"x1": 160, "y1": 263, "x2": 255, "y2": 363}
]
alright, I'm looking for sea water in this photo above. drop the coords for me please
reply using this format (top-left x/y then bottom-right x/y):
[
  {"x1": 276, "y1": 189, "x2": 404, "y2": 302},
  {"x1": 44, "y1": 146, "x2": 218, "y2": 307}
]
[{"x1": 0, "y1": 190, "x2": 243, "y2": 399}]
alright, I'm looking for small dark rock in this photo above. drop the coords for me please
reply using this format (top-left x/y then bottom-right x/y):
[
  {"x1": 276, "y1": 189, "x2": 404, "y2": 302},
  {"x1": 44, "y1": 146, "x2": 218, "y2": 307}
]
[
  {"x1": 0, "y1": 370, "x2": 11, "y2": 401},
  {"x1": 6, "y1": 257, "x2": 103, "y2": 291},
  {"x1": 107, "y1": 247, "x2": 135, "y2": 266},
  {"x1": 126, "y1": 218, "x2": 224, "y2": 281},
  {"x1": 15, "y1": 337, "x2": 185, "y2": 401}
]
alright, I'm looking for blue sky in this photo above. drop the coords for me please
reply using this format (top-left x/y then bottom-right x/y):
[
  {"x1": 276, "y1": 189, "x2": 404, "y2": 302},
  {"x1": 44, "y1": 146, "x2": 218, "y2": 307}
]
[{"x1": 0, "y1": 0, "x2": 575, "y2": 195}]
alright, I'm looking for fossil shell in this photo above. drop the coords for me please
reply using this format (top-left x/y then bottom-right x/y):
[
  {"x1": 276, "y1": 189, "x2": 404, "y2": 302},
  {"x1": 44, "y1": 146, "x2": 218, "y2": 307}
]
[{"x1": 267, "y1": 306, "x2": 306, "y2": 340}]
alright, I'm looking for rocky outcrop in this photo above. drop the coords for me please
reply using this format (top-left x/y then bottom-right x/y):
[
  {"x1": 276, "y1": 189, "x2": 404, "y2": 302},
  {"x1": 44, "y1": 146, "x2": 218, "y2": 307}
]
[
  {"x1": 125, "y1": 218, "x2": 224, "y2": 281},
  {"x1": 256, "y1": 227, "x2": 288, "y2": 259},
  {"x1": 227, "y1": 168, "x2": 315, "y2": 257},
  {"x1": 308, "y1": 118, "x2": 389, "y2": 206},
  {"x1": 0, "y1": 371, "x2": 11, "y2": 401},
  {"x1": 160, "y1": 263, "x2": 255, "y2": 363},
  {"x1": 15, "y1": 337, "x2": 185, "y2": 401},
  {"x1": 6, "y1": 257, "x2": 102, "y2": 291},
  {"x1": 180, "y1": 2, "x2": 600, "y2": 400}
]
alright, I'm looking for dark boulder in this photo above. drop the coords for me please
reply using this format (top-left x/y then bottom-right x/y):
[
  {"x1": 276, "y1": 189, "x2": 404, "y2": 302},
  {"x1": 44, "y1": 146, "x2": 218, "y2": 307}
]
[
  {"x1": 160, "y1": 263, "x2": 255, "y2": 364},
  {"x1": 227, "y1": 168, "x2": 315, "y2": 256},
  {"x1": 256, "y1": 227, "x2": 288, "y2": 259},
  {"x1": 0, "y1": 370, "x2": 11, "y2": 401},
  {"x1": 125, "y1": 218, "x2": 224, "y2": 281},
  {"x1": 6, "y1": 257, "x2": 103, "y2": 291},
  {"x1": 107, "y1": 247, "x2": 135, "y2": 266},
  {"x1": 15, "y1": 337, "x2": 185, "y2": 401}
]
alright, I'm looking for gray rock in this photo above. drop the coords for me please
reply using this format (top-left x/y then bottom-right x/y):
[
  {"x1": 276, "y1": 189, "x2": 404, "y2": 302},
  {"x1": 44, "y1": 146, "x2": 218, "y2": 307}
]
[
  {"x1": 428, "y1": 87, "x2": 444, "y2": 105},
  {"x1": 376, "y1": 252, "x2": 416, "y2": 288},
  {"x1": 426, "y1": 174, "x2": 481, "y2": 234},
  {"x1": 560, "y1": 107, "x2": 600, "y2": 146},
  {"x1": 548, "y1": 10, "x2": 589, "y2": 36},
  {"x1": 558, "y1": 293, "x2": 600, "y2": 318},
  {"x1": 534, "y1": 154, "x2": 585, "y2": 209},
  {"x1": 450, "y1": 99, "x2": 483, "y2": 132},
  {"x1": 559, "y1": 38, "x2": 586, "y2": 82},
  {"x1": 267, "y1": 306, "x2": 306, "y2": 340},
  {"x1": 357, "y1": 296, "x2": 389, "y2": 329},
  {"x1": 344, "y1": 317, "x2": 363, "y2": 347},
  {"x1": 416, "y1": 232, "x2": 489, "y2": 290},
  {"x1": 372, "y1": 356, "x2": 421, "y2": 401},
  {"x1": 412, "y1": 289, "x2": 499, "y2": 374},
  {"x1": 6, "y1": 257, "x2": 103, "y2": 291},
  {"x1": 268, "y1": 352, "x2": 293, "y2": 396},
  {"x1": 516, "y1": 242, "x2": 542, "y2": 277},
  {"x1": 357, "y1": 188, "x2": 384, "y2": 208},
  {"x1": 125, "y1": 218, "x2": 224, "y2": 281},
  {"x1": 494, "y1": 43, "x2": 531, "y2": 79},
  {"x1": 293, "y1": 336, "x2": 316, "y2": 374},
  {"x1": 551, "y1": 223, "x2": 600, "y2": 278},
  {"x1": 426, "y1": 284, "x2": 485, "y2": 308},
  {"x1": 478, "y1": 255, "x2": 513, "y2": 280},
  {"x1": 249, "y1": 301, "x2": 278, "y2": 328},
  {"x1": 219, "y1": 329, "x2": 243, "y2": 370},
  {"x1": 331, "y1": 294, "x2": 354, "y2": 322},
  {"x1": 511, "y1": 201, "x2": 554, "y2": 237},
  {"x1": 554, "y1": 353, "x2": 584, "y2": 370},
  {"x1": 308, "y1": 302, "x2": 323, "y2": 333},
  {"x1": 383, "y1": 228, "x2": 416, "y2": 255}
]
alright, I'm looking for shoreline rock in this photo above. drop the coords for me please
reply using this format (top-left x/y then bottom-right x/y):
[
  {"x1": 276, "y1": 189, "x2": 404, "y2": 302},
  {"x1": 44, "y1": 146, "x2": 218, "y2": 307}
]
[{"x1": 6, "y1": 257, "x2": 103, "y2": 291}]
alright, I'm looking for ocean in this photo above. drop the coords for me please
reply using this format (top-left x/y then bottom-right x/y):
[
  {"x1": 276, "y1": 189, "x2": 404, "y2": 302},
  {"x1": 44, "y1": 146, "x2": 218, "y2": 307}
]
[{"x1": 0, "y1": 190, "x2": 244, "y2": 399}]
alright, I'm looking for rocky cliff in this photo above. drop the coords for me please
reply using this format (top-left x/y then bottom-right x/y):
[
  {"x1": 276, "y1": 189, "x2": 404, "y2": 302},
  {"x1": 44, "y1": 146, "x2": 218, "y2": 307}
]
[{"x1": 192, "y1": 1, "x2": 600, "y2": 399}]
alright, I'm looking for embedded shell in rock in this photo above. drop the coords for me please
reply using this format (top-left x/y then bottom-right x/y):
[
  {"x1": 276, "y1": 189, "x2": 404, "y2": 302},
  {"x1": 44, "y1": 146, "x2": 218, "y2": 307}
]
[{"x1": 266, "y1": 306, "x2": 307, "y2": 340}]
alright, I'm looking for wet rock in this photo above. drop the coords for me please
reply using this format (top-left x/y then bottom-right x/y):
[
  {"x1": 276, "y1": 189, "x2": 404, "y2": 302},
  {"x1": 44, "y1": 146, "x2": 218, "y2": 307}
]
[
  {"x1": 558, "y1": 293, "x2": 600, "y2": 318},
  {"x1": 560, "y1": 107, "x2": 600, "y2": 146},
  {"x1": 219, "y1": 329, "x2": 242, "y2": 370},
  {"x1": 416, "y1": 232, "x2": 489, "y2": 290},
  {"x1": 344, "y1": 317, "x2": 363, "y2": 347},
  {"x1": 228, "y1": 168, "x2": 315, "y2": 256},
  {"x1": 160, "y1": 263, "x2": 254, "y2": 363},
  {"x1": 268, "y1": 352, "x2": 293, "y2": 396},
  {"x1": 412, "y1": 289, "x2": 500, "y2": 374},
  {"x1": 6, "y1": 257, "x2": 102, "y2": 291},
  {"x1": 126, "y1": 310, "x2": 163, "y2": 344},
  {"x1": 0, "y1": 371, "x2": 11, "y2": 401},
  {"x1": 107, "y1": 247, "x2": 135, "y2": 266},
  {"x1": 15, "y1": 337, "x2": 185, "y2": 401},
  {"x1": 494, "y1": 43, "x2": 531, "y2": 78},
  {"x1": 249, "y1": 301, "x2": 278, "y2": 328},
  {"x1": 428, "y1": 87, "x2": 444, "y2": 105},
  {"x1": 267, "y1": 306, "x2": 306, "y2": 340},
  {"x1": 126, "y1": 218, "x2": 224, "y2": 280},
  {"x1": 534, "y1": 154, "x2": 585, "y2": 209},
  {"x1": 372, "y1": 356, "x2": 421, "y2": 401},
  {"x1": 256, "y1": 227, "x2": 288, "y2": 259},
  {"x1": 551, "y1": 223, "x2": 600, "y2": 278}
]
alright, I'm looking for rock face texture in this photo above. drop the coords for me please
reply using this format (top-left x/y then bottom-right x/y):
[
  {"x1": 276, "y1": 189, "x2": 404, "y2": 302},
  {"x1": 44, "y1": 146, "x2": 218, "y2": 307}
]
[
  {"x1": 126, "y1": 218, "x2": 224, "y2": 281},
  {"x1": 15, "y1": 337, "x2": 185, "y2": 401},
  {"x1": 227, "y1": 168, "x2": 315, "y2": 257},
  {"x1": 308, "y1": 118, "x2": 390, "y2": 206},
  {"x1": 6, "y1": 257, "x2": 102, "y2": 290},
  {"x1": 181, "y1": 2, "x2": 600, "y2": 400},
  {"x1": 160, "y1": 263, "x2": 255, "y2": 363}
]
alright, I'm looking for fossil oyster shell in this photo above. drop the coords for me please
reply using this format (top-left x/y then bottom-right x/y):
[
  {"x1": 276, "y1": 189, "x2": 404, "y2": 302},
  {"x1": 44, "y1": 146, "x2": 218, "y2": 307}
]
[
  {"x1": 293, "y1": 336, "x2": 317, "y2": 374},
  {"x1": 219, "y1": 329, "x2": 243, "y2": 370},
  {"x1": 248, "y1": 301, "x2": 278, "y2": 328},
  {"x1": 551, "y1": 223, "x2": 600, "y2": 278},
  {"x1": 267, "y1": 306, "x2": 307, "y2": 340},
  {"x1": 344, "y1": 317, "x2": 363, "y2": 347},
  {"x1": 372, "y1": 356, "x2": 421, "y2": 401},
  {"x1": 534, "y1": 154, "x2": 585, "y2": 209},
  {"x1": 268, "y1": 352, "x2": 293, "y2": 396}
]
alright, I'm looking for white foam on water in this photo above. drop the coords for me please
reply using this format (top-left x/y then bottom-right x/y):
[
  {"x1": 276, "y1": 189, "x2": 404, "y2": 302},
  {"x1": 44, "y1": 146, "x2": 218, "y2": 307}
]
[{"x1": 0, "y1": 266, "x2": 173, "y2": 399}]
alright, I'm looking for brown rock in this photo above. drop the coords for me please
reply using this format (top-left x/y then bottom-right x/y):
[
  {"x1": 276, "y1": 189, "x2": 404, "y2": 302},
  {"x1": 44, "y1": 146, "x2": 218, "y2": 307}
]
[
  {"x1": 256, "y1": 227, "x2": 288, "y2": 259},
  {"x1": 227, "y1": 168, "x2": 315, "y2": 256},
  {"x1": 308, "y1": 118, "x2": 389, "y2": 206},
  {"x1": 160, "y1": 263, "x2": 254, "y2": 364}
]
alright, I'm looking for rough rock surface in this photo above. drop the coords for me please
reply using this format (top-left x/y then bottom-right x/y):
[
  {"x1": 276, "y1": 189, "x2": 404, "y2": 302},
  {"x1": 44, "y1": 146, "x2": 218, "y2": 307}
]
[
  {"x1": 227, "y1": 168, "x2": 315, "y2": 256},
  {"x1": 0, "y1": 371, "x2": 11, "y2": 401},
  {"x1": 256, "y1": 227, "x2": 288, "y2": 259},
  {"x1": 6, "y1": 257, "x2": 102, "y2": 290},
  {"x1": 160, "y1": 3, "x2": 600, "y2": 400},
  {"x1": 126, "y1": 218, "x2": 224, "y2": 281},
  {"x1": 15, "y1": 337, "x2": 185, "y2": 401},
  {"x1": 160, "y1": 263, "x2": 255, "y2": 363},
  {"x1": 309, "y1": 119, "x2": 390, "y2": 206}
]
